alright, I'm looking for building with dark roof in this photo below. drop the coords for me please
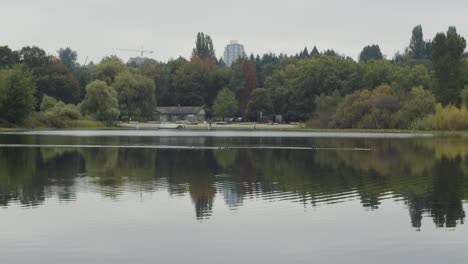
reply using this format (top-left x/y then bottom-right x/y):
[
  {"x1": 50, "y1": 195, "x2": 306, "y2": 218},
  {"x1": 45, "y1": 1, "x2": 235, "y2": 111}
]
[{"x1": 155, "y1": 106, "x2": 206, "y2": 123}]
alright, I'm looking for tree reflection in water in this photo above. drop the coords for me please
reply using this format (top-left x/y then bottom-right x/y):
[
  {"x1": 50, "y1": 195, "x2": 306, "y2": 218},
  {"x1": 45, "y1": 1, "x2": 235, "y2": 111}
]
[{"x1": 0, "y1": 136, "x2": 467, "y2": 228}]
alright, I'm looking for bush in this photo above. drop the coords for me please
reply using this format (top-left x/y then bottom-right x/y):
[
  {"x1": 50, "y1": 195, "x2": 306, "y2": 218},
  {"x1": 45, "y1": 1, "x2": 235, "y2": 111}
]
[
  {"x1": 308, "y1": 85, "x2": 438, "y2": 130},
  {"x1": 66, "y1": 119, "x2": 105, "y2": 128},
  {"x1": 34, "y1": 95, "x2": 84, "y2": 128},
  {"x1": 308, "y1": 90, "x2": 342, "y2": 128},
  {"x1": 332, "y1": 89, "x2": 374, "y2": 128},
  {"x1": 27, "y1": 112, "x2": 66, "y2": 128},
  {"x1": 49, "y1": 102, "x2": 81, "y2": 120},
  {"x1": 392, "y1": 87, "x2": 436, "y2": 128},
  {"x1": 40, "y1": 95, "x2": 58, "y2": 112},
  {"x1": 412, "y1": 104, "x2": 468, "y2": 131},
  {"x1": 333, "y1": 85, "x2": 398, "y2": 129}
]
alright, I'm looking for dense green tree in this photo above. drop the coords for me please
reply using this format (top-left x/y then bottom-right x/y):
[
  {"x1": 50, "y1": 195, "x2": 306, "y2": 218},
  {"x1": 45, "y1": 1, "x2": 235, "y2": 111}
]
[
  {"x1": 0, "y1": 65, "x2": 36, "y2": 124},
  {"x1": 432, "y1": 27, "x2": 467, "y2": 105},
  {"x1": 18, "y1": 46, "x2": 50, "y2": 69},
  {"x1": 362, "y1": 60, "x2": 432, "y2": 91},
  {"x1": 0, "y1": 46, "x2": 19, "y2": 68},
  {"x1": 192, "y1": 32, "x2": 216, "y2": 61},
  {"x1": 265, "y1": 56, "x2": 363, "y2": 121},
  {"x1": 172, "y1": 57, "x2": 228, "y2": 106},
  {"x1": 141, "y1": 57, "x2": 187, "y2": 107},
  {"x1": 229, "y1": 59, "x2": 259, "y2": 114},
  {"x1": 390, "y1": 64, "x2": 432, "y2": 91},
  {"x1": 58, "y1": 47, "x2": 78, "y2": 69},
  {"x1": 80, "y1": 80, "x2": 119, "y2": 124},
  {"x1": 246, "y1": 88, "x2": 273, "y2": 121},
  {"x1": 91, "y1": 56, "x2": 128, "y2": 85},
  {"x1": 359, "y1": 44, "x2": 383, "y2": 62},
  {"x1": 113, "y1": 72, "x2": 156, "y2": 121},
  {"x1": 212, "y1": 87, "x2": 238, "y2": 119},
  {"x1": 34, "y1": 59, "x2": 81, "y2": 104},
  {"x1": 254, "y1": 53, "x2": 283, "y2": 88}
]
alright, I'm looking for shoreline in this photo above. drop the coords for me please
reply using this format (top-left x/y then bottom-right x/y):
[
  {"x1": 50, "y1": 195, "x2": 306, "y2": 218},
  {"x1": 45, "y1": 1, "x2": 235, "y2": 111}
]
[{"x1": 1, "y1": 124, "x2": 467, "y2": 136}]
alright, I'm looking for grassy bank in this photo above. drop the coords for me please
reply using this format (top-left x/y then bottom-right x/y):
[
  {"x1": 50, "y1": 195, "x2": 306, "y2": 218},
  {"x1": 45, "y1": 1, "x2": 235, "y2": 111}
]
[{"x1": 0, "y1": 118, "x2": 107, "y2": 131}]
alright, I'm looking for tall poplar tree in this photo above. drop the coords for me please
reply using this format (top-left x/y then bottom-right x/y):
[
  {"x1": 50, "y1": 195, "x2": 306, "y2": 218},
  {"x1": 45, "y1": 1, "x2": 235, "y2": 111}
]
[
  {"x1": 192, "y1": 32, "x2": 217, "y2": 61},
  {"x1": 432, "y1": 26, "x2": 467, "y2": 105},
  {"x1": 409, "y1": 25, "x2": 427, "y2": 59}
]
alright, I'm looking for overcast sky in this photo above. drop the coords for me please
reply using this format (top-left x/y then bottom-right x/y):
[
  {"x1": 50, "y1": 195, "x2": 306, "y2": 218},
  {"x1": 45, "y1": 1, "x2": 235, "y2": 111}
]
[{"x1": 1, "y1": 0, "x2": 467, "y2": 64}]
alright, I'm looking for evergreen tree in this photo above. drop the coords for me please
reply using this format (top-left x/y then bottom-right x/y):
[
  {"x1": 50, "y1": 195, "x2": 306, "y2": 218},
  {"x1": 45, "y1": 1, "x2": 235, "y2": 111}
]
[
  {"x1": 300, "y1": 47, "x2": 309, "y2": 59},
  {"x1": 432, "y1": 27, "x2": 467, "y2": 105},
  {"x1": 218, "y1": 58, "x2": 226, "y2": 67},
  {"x1": 310, "y1": 46, "x2": 320, "y2": 57},
  {"x1": 323, "y1": 49, "x2": 339, "y2": 57}
]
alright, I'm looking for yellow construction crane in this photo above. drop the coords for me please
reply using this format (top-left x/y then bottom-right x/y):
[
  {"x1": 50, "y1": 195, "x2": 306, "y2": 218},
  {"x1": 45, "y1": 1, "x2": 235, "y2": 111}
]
[{"x1": 112, "y1": 47, "x2": 154, "y2": 57}]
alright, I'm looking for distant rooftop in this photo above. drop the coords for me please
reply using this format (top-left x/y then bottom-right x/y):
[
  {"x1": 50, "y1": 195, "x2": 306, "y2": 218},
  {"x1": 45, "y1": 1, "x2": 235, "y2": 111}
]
[
  {"x1": 230, "y1": 40, "x2": 239, "y2": 45},
  {"x1": 156, "y1": 106, "x2": 204, "y2": 115}
]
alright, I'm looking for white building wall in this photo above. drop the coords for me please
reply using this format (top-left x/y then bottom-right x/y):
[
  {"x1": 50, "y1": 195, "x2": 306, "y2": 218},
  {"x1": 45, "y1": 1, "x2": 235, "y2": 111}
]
[{"x1": 223, "y1": 40, "x2": 246, "y2": 67}]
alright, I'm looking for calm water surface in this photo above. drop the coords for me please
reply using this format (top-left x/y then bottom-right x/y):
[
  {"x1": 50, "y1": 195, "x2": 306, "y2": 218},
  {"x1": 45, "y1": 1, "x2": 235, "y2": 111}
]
[{"x1": 0, "y1": 130, "x2": 467, "y2": 263}]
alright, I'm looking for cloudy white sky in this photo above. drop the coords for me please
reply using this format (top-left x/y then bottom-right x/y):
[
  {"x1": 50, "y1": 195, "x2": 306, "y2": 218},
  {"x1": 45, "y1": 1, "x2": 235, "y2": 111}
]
[{"x1": 1, "y1": 0, "x2": 467, "y2": 64}]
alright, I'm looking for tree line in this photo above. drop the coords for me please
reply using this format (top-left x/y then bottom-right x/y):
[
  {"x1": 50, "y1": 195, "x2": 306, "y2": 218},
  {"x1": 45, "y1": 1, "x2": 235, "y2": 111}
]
[{"x1": 0, "y1": 25, "x2": 467, "y2": 129}]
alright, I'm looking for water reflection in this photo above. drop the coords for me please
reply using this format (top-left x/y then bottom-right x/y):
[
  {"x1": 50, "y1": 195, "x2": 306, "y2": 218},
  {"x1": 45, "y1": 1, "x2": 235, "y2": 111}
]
[{"x1": 0, "y1": 135, "x2": 467, "y2": 229}]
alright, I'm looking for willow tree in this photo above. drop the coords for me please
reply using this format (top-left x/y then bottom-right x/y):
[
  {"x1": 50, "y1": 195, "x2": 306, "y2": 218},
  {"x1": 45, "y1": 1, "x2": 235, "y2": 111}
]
[{"x1": 80, "y1": 80, "x2": 119, "y2": 124}]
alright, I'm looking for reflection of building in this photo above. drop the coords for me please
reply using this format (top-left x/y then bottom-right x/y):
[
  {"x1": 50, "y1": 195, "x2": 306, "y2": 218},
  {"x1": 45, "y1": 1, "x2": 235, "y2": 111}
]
[
  {"x1": 223, "y1": 183, "x2": 243, "y2": 208},
  {"x1": 155, "y1": 106, "x2": 206, "y2": 122},
  {"x1": 223, "y1": 40, "x2": 246, "y2": 67}
]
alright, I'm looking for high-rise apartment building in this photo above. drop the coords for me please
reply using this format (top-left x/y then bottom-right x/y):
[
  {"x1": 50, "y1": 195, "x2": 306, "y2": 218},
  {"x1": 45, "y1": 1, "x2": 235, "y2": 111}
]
[{"x1": 223, "y1": 40, "x2": 246, "y2": 67}]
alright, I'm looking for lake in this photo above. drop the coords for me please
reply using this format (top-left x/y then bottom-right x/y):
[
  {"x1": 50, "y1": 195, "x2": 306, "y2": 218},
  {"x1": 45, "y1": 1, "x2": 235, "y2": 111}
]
[{"x1": 0, "y1": 130, "x2": 467, "y2": 263}]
